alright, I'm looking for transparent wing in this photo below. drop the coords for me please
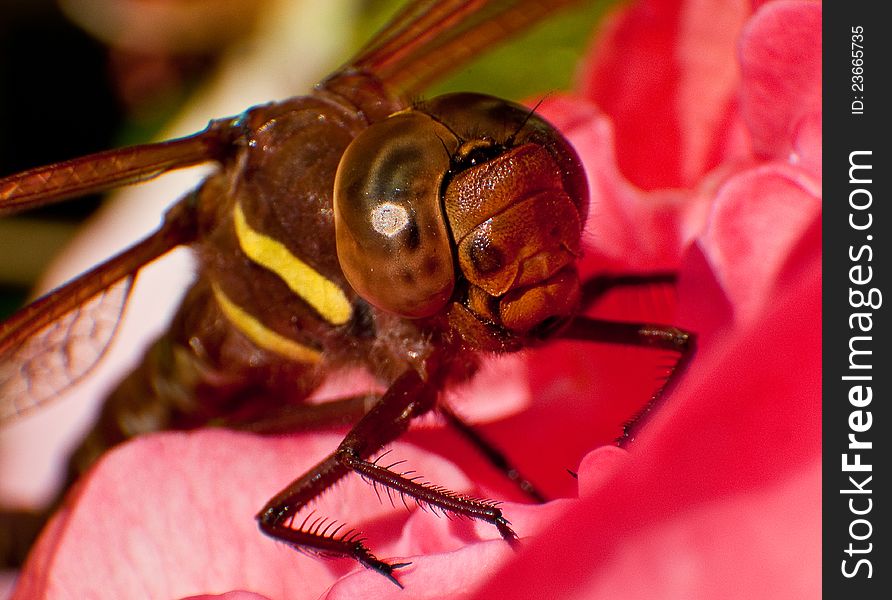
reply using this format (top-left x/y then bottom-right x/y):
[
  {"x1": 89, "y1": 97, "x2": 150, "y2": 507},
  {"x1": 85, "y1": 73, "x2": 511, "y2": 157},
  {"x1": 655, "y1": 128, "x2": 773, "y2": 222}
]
[
  {"x1": 0, "y1": 277, "x2": 133, "y2": 420},
  {"x1": 343, "y1": 0, "x2": 587, "y2": 95},
  {"x1": 0, "y1": 198, "x2": 196, "y2": 421}
]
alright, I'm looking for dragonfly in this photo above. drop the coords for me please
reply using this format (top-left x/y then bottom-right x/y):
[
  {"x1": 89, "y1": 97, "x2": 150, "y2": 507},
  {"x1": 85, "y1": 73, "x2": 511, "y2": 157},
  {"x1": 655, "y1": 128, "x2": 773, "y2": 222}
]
[{"x1": 0, "y1": 0, "x2": 693, "y2": 586}]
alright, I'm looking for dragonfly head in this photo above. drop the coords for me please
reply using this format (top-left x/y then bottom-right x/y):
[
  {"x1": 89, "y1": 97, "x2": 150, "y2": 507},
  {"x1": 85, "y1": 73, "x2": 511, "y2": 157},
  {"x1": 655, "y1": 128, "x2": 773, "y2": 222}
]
[{"x1": 334, "y1": 93, "x2": 588, "y2": 346}]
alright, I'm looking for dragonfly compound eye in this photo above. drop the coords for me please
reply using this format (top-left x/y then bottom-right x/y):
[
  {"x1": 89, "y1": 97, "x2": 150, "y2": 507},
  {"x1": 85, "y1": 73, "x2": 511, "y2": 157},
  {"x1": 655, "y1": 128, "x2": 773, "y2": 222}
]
[
  {"x1": 424, "y1": 93, "x2": 589, "y2": 337},
  {"x1": 334, "y1": 112, "x2": 459, "y2": 318}
]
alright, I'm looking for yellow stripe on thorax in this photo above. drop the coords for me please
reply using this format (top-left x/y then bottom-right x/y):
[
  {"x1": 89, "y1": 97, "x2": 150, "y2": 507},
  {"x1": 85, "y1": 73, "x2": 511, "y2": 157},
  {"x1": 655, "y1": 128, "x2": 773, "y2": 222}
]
[
  {"x1": 212, "y1": 282, "x2": 321, "y2": 363},
  {"x1": 233, "y1": 201, "x2": 352, "y2": 325}
]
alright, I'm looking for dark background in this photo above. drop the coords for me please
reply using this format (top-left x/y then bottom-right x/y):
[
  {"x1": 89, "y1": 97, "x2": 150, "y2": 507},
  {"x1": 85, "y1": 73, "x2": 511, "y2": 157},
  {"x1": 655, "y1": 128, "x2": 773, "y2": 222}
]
[{"x1": 1, "y1": 0, "x2": 121, "y2": 314}]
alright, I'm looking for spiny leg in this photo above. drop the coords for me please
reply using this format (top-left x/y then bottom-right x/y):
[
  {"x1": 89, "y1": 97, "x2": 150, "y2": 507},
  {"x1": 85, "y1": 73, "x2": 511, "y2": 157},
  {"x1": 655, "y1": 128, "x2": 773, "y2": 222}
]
[
  {"x1": 257, "y1": 367, "x2": 517, "y2": 586},
  {"x1": 572, "y1": 272, "x2": 695, "y2": 444},
  {"x1": 258, "y1": 449, "x2": 409, "y2": 586},
  {"x1": 237, "y1": 387, "x2": 548, "y2": 504},
  {"x1": 338, "y1": 450, "x2": 518, "y2": 546},
  {"x1": 558, "y1": 316, "x2": 695, "y2": 446},
  {"x1": 257, "y1": 370, "x2": 431, "y2": 585},
  {"x1": 438, "y1": 403, "x2": 547, "y2": 503},
  {"x1": 383, "y1": 274, "x2": 688, "y2": 506},
  {"x1": 416, "y1": 275, "x2": 682, "y2": 504}
]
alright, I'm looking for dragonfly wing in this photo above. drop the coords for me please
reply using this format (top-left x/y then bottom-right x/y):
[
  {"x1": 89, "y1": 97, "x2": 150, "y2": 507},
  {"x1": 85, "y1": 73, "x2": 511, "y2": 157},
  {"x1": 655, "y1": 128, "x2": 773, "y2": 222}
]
[
  {"x1": 0, "y1": 196, "x2": 197, "y2": 422},
  {"x1": 346, "y1": 0, "x2": 587, "y2": 95},
  {"x1": 0, "y1": 277, "x2": 133, "y2": 420},
  {"x1": 0, "y1": 118, "x2": 238, "y2": 216}
]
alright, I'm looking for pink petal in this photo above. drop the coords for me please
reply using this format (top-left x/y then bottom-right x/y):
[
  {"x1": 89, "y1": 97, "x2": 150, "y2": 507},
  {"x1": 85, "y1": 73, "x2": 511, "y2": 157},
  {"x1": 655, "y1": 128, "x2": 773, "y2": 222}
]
[
  {"x1": 14, "y1": 432, "x2": 466, "y2": 599},
  {"x1": 16, "y1": 425, "x2": 566, "y2": 599},
  {"x1": 15, "y1": 432, "x2": 329, "y2": 599},
  {"x1": 738, "y1": 0, "x2": 822, "y2": 170},
  {"x1": 470, "y1": 215, "x2": 821, "y2": 599},
  {"x1": 696, "y1": 162, "x2": 821, "y2": 323},
  {"x1": 579, "y1": 0, "x2": 751, "y2": 189},
  {"x1": 539, "y1": 95, "x2": 711, "y2": 274}
]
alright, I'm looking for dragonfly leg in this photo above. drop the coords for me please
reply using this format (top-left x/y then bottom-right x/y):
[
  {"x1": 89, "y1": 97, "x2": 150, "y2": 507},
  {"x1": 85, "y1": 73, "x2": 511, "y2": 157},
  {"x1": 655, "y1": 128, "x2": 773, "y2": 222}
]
[
  {"x1": 239, "y1": 389, "x2": 547, "y2": 504},
  {"x1": 559, "y1": 316, "x2": 696, "y2": 446},
  {"x1": 579, "y1": 272, "x2": 678, "y2": 310},
  {"x1": 336, "y1": 450, "x2": 518, "y2": 546},
  {"x1": 438, "y1": 403, "x2": 547, "y2": 503},
  {"x1": 258, "y1": 366, "x2": 516, "y2": 585},
  {"x1": 257, "y1": 450, "x2": 411, "y2": 586}
]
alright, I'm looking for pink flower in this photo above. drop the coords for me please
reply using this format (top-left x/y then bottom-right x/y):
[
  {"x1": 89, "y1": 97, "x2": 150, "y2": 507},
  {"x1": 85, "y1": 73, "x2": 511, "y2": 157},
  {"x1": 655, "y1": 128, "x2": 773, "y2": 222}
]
[{"x1": 12, "y1": 0, "x2": 821, "y2": 598}]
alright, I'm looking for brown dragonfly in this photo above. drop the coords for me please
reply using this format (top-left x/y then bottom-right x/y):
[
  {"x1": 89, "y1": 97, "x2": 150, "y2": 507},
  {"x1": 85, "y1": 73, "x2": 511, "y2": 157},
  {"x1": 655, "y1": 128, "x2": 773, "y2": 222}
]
[{"x1": 0, "y1": 0, "x2": 693, "y2": 586}]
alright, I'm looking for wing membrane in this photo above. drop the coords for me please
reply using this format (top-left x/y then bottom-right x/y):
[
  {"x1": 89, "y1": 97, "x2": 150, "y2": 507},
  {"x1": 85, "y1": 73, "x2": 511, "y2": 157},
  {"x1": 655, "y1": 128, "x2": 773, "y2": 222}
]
[
  {"x1": 0, "y1": 277, "x2": 133, "y2": 420},
  {"x1": 0, "y1": 198, "x2": 197, "y2": 421},
  {"x1": 346, "y1": 0, "x2": 587, "y2": 95}
]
